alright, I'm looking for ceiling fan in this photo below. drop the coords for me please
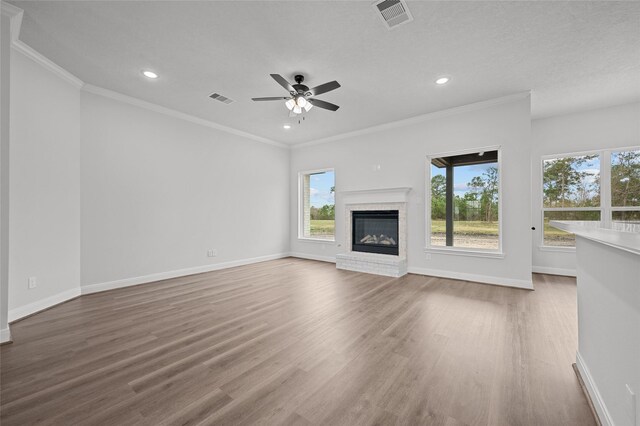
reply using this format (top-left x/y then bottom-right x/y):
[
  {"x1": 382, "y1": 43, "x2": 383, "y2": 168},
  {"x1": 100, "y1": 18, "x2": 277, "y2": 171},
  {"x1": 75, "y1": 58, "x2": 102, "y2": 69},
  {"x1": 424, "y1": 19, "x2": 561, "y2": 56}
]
[{"x1": 252, "y1": 74, "x2": 340, "y2": 115}]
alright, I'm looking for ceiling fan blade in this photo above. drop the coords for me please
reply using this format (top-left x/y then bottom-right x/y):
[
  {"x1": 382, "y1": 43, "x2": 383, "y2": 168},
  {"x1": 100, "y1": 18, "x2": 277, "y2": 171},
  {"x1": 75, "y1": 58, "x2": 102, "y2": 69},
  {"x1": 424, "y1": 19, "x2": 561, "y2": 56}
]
[
  {"x1": 270, "y1": 74, "x2": 295, "y2": 93},
  {"x1": 251, "y1": 97, "x2": 289, "y2": 101},
  {"x1": 308, "y1": 98, "x2": 340, "y2": 111},
  {"x1": 309, "y1": 81, "x2": 340, "y2": 96}
]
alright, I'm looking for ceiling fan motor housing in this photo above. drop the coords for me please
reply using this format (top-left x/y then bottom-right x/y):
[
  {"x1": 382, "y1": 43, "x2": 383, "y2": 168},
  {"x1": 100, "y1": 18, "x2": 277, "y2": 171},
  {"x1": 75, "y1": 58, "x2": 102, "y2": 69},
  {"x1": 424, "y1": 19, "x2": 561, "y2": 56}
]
[{"x1": 293, "y1": 75, "x2": 310, "y2": 96}]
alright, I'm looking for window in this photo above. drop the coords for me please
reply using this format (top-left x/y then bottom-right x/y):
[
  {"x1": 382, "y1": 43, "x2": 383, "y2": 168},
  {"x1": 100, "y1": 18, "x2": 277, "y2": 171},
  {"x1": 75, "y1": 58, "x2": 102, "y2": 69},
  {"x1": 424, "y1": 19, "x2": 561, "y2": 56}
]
[
  {"x1": 542, "y1": 154, "x2": 601, "y2": 246},
  {"x1": 611, "y1": 149, "x2": 640, "y2": 232},
  {"x1": 541, "y1": 147, "x2": 640, "y2": 247},
  {"x1": 299, "y1": 169, "x2": 335, "y2": 240},
  {"x1": 427, "y1": 149, "x2": 501, "y2": 252}
]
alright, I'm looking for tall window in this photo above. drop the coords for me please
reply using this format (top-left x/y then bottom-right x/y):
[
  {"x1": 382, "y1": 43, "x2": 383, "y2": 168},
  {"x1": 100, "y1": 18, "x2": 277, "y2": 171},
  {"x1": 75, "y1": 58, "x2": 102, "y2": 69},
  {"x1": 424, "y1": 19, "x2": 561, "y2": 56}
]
[
  {"x1": 542, "y1": 154, "x2": 601, "y2": 246},
  {"x1": 299, "y1": 169, "x2": 335, "y2": 240},
  {"x1": 541, "y1": 147, "x2": 640, "y2": 247},
  {"x1": 611, "y1": 149, "x2": 640, "y2": 232},
  {"x1": 428, "y1": 149, "x2": 501, "y2": 252}
]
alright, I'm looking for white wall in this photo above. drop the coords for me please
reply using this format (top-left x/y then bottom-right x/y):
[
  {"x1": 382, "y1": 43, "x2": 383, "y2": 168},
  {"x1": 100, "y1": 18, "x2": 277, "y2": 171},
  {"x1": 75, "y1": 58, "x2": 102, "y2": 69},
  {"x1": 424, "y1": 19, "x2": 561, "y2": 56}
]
[
  {"x1": 531, "y1": 102, "x2": 640, "y2": 276},
  {"x1": 1, "y1": 12, "x2": 12, "y2": 341},
  {"x1": 8, "y1": 50, "x2": 81, "y2": 318},
  {"x1": 290, "y1": 96, "x2": 533, "y2": 288},
  {"x1": 80, "y1": 91, "x2": 290, "y2": 289},
  {"x1": 575, "y1": 237, "x2": 640, "y2": 426}
]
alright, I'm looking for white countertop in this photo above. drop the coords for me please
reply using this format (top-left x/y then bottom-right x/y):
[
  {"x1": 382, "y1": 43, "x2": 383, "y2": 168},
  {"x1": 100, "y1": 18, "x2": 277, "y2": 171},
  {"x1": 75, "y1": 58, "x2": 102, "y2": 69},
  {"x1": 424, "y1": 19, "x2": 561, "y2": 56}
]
[{"x1": 550, "y1": 221, "x2": 640, "y2": 256}]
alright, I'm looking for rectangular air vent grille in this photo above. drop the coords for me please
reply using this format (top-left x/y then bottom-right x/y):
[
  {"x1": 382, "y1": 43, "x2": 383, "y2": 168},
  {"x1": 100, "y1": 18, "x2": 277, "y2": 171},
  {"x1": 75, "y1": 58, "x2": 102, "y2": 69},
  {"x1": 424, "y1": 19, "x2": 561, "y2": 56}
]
[
  {"x1": 209, "y1": 93, "x2": 234, "y2": 104},
  {"x1": 374, "y1": 0, "x2": 413, "y2": 29}
]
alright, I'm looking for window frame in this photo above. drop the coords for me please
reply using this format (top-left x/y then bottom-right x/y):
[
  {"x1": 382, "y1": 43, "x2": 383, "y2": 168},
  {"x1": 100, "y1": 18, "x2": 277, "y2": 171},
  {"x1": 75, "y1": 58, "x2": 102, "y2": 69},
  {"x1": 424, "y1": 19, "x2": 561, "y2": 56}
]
[
  {"x1": 425, "y1": 145, "x2": 504, "y2": 258},
  {"x1": 540, "y1": 146, "x2": 640, "y2": 249},
  {"x1": 297, "y1": 167, "x2": 336, "y2": 242}
]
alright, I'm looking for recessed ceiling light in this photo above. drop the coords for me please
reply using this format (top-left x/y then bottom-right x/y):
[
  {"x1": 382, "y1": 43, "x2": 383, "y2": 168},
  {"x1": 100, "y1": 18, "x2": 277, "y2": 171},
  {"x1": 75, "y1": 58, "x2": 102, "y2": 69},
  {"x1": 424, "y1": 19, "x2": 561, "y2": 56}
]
[
  {"x1": 142, "y1": 70, "x2": 158, "y2": 79},
  {"x1": 283, "y1": 124, "x2": 291, "y2": 129},
  {"x1": 435, "y1": 77, "x2": 450, "y2": 85}
]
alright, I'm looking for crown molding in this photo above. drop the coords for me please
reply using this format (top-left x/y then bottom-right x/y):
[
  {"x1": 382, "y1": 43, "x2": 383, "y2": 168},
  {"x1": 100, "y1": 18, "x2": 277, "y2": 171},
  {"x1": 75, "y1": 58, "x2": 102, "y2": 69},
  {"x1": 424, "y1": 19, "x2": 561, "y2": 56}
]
[
  {"x1": 1, "y1": 1, "x2": 23, "y2": 42},
  {"x1": 82, "y1": 84, "x2": 288, "y2": 148},
  {"x1": 2, "y1": 1, "x2": 287, "y2": 149},
  {"x1": 3, "y1": 1, "x2": 531, "y2": 151},
  {"x1": 292, "y1": 91, "x2": 531, "y2": 150},
  {"x1": 12, "y1": 40, "x2": 84, "y2": 89},
  {"x1": 3, "y1": 2, "x2": 84, "y2": 88}
]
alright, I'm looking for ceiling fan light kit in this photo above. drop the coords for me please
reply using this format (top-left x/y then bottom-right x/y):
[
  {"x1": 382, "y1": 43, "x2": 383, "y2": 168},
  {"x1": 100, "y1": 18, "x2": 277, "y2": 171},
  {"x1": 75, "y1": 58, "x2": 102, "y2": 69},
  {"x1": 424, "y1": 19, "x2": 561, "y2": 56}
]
[{"x1": 252, "y1": 74, "x2": 340, "y2": 120}]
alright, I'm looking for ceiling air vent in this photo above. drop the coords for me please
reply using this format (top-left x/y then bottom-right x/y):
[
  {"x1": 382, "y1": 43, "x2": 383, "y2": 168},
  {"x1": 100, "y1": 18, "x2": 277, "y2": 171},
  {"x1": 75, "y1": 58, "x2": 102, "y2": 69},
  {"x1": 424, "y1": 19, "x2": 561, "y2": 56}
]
[
  {"x1": 208, "y1": 93, "x2": 234, "y2": 104},
  {"x1": 373, "y1": 0, "x2": 413, "y2": 30}
]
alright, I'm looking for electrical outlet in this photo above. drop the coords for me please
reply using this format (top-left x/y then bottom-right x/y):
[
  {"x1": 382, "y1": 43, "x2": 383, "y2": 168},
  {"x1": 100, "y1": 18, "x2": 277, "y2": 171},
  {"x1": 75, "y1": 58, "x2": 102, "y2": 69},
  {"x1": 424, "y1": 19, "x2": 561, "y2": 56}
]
[
  {"x1": 28, "y1": 277, "x2": 37, "y2": 289},
  {"x1": 425, "y1": 253, "x2": 432, "y2": 260},
  {"x1": 207, "y1": 249, "x2": 217, "y2": 257}
]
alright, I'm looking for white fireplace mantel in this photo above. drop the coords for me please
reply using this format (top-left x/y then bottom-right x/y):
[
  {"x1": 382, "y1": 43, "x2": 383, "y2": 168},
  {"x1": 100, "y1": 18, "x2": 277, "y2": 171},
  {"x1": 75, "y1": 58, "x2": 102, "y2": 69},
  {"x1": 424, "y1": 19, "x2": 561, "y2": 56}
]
[
  {"x1": 338, "y1": 187, "x2": 412, "y2": 205},
  {"x1": 336, "y1": 187, "x2": 411, "y2": 277}
]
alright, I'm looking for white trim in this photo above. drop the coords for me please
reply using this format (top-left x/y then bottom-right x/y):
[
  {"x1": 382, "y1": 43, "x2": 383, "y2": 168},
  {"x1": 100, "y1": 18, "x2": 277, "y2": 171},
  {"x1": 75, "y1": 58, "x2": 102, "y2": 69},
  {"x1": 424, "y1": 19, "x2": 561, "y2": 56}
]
[
  {"x1": 292, "y1": 92, "x2": 531, "y2": 149},
  {"x1": 289, "y1": 252, "x2": 336, "y2": 263},
  {"x1": 12, "y1": 40, "x2": 84, "y2": 89},
  {"x1": 576, "y1": 351, "x2": 612, "y2": 426},
  {"x1": 531, "y1": 266, "x2": 576, "y2": 277},
  {"x1": 425, "y1": 146, "x2": 503, "y2": 254},
  {"x1": 537, "y1": 245, "x2": 575, "y2": 253},
  {"x1": 611, "y1": 206, "x2": 640, "y2": 211},
  {"x1": 82, "y1": 84, "x2": 287, "y2": 148},
  {"x1": 601, "y1": 150, "x2": 612, "y2": 229},
  {"x1": 339, "y1": 187, "x2": 412, "y2": 196},
  {"x1": 1, "y1": 1, "x2": 23, "y2": 42},
  {"x1": 0, "y1": 327, "x2": 11, "y2": 344},
  {"x1": 340, "y1": 187, "x2": 412, "y2": 205},
  {"x1": 297, "y1": 238, "x2": 336, "y2": 244},
  {"x1": 540, "y1": 149, "x2": 603, "y2": 162},
  {"x1": 542, "y1": 207, "x2": 603, "y2": 212},
  {"x1": 8, "y1": 287, "x2": 81, "y2": 322},
  {"x1": 298, "y1": 167, "x2": 336, "y2": 176},
  {"x1": 424, "y1": 247, "x2": 505, "y2": 259},
  {"x1": 81, "y1": 253, "x2": 289, "y2": 295},
  {"x1": 408, "y1": 266, "x2": 533, "y2": 290}
]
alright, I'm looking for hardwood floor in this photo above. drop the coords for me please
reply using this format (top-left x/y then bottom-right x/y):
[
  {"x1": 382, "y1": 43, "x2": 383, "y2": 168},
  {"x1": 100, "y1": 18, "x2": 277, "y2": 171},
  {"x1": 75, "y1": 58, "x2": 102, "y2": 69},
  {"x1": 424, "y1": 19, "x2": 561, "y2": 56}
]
[{"x1": 0, "y1": 258, "x2": 595, "y2": 425}]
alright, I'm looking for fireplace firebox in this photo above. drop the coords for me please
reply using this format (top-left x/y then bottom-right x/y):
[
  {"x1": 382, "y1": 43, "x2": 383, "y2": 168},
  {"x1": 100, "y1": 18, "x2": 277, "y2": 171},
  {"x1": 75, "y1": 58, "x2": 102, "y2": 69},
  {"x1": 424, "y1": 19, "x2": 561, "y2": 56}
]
[{"x1": 352, "y1": 210, "x2": 399, "y2": 255}]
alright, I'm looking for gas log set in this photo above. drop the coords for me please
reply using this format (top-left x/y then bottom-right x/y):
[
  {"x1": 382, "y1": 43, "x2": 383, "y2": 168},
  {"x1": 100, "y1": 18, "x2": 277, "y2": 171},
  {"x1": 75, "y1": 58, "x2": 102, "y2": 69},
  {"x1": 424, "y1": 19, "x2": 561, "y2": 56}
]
[{"x1": 359, "y1": 234, "x2": 396, "y2": 246}]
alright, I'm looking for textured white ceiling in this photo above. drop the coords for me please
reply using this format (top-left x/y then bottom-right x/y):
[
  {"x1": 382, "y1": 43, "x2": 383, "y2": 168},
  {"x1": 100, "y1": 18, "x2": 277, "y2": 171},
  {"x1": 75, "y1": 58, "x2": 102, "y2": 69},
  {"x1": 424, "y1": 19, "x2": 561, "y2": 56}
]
[{"x1": 9, "y1": 1, "x2": 640, "y2": 145}]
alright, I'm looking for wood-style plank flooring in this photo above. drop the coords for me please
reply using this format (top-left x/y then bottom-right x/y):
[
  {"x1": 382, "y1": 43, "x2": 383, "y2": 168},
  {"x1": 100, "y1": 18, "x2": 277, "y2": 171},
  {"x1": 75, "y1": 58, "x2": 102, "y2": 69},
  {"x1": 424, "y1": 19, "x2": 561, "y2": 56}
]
[{"x1": 1, "y1": 258, "x2": 595, "y2": 425}]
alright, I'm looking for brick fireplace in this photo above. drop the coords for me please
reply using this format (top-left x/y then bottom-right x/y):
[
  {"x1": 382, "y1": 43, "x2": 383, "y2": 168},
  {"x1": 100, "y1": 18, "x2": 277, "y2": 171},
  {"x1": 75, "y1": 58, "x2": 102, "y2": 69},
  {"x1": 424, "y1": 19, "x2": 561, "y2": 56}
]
[{"x1": 336, "y1": 187, "x2": 410, "y2": 277}]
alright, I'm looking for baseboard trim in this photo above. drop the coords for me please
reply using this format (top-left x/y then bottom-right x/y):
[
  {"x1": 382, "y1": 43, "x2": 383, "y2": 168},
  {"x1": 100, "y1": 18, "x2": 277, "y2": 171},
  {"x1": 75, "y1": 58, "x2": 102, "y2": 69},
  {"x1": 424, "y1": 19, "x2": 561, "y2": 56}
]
[
  {"x1": 0, "y1": 327, "x2": 12, "y2": 344},
  {"x1": 286, "y1": 256, "x2": 534, "y2": 289},
  {"x1": 288, "y1": 252, "x2": 336, "y2": 263},
  {"x1": 572, "y1": 363, "x2": 602, "y2": 426},
  {"x1": 8, "y1": 287, "x2": 82, "y2": 323},
  {"x1": 81, "y1": 253, "x2": 290, "y2": 295},
  {"x1": 575, "y1": 351, "x2": 613, "y2": 426},
  {"x1": 532, "y1": 265, "x2": 577, "y2": 277},
  {"x1": 407, "y1": 266, "x2": 534, "y2": 290}
]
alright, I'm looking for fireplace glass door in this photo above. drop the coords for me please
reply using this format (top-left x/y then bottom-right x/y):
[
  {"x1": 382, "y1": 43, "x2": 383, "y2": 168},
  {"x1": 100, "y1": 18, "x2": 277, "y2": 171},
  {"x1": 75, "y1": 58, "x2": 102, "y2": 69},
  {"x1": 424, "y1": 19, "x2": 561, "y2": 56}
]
[{"x1": 352, "y1": 210, "x2": 399, "y2": 255}]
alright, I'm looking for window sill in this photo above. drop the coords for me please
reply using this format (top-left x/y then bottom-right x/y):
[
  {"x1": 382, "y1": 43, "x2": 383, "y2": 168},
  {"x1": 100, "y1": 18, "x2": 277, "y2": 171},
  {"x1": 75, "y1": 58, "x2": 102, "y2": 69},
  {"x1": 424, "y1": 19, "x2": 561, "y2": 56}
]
[
  {"x1": 537, "y1": 245, "x2": 575, "y2": 253},
  {"x1": 297, "y1": 237, "x2": 335, "y2": 244},
  {"x1": 424, "y1": 247, "x2": 505, "y2": 259}
]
